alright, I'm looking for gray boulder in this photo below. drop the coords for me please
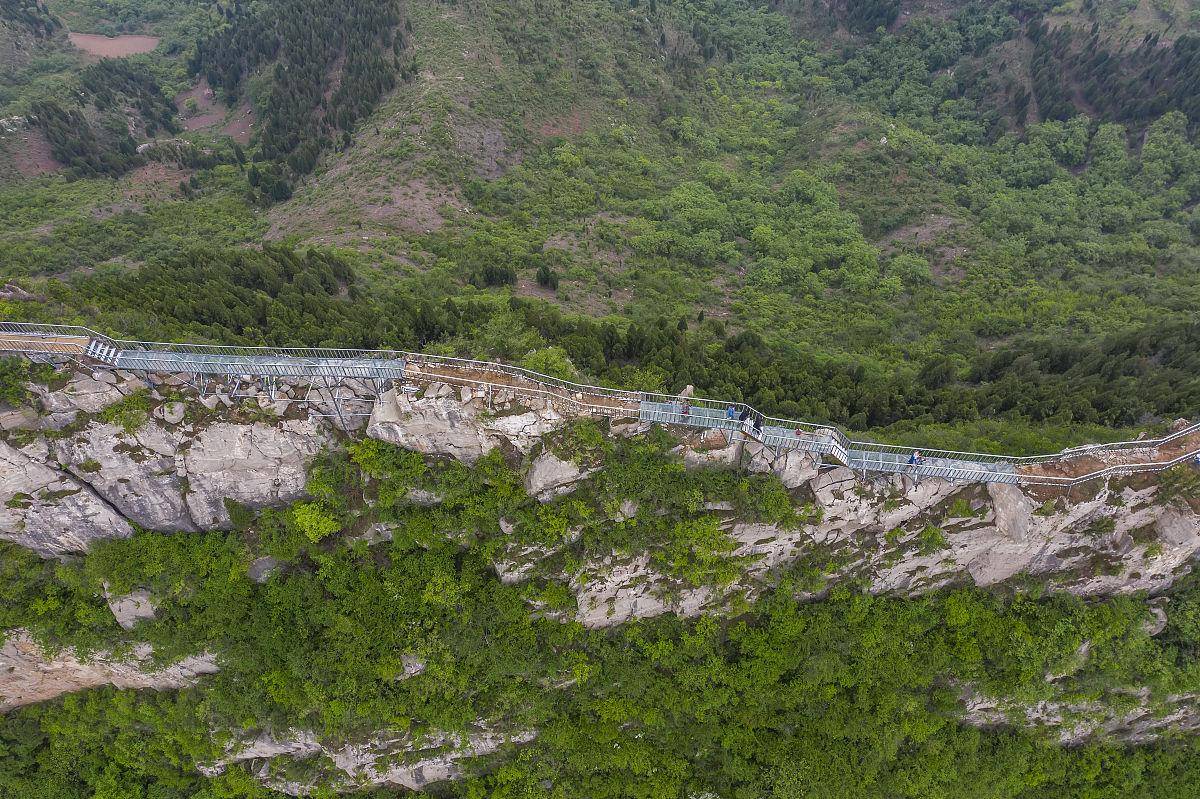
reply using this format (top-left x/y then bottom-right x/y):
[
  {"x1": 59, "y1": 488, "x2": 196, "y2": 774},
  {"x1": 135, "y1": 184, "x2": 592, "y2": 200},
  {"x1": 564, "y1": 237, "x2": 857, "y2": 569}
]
[
  {"x1": 525, "y1": 450, "x2": 597, "y2": 501},
  {"x1": 105, "y1": 589, "x2": 156, "y2": 630},
  {"x1": 183, "y1": 420, "x2": 332, "y2": 528},
  {"x1": 0, "y1": 439, "x2": 133, "y2": 556},
  {"x1": 51, "y1": 421, "x2": 196, "y2": 532}
]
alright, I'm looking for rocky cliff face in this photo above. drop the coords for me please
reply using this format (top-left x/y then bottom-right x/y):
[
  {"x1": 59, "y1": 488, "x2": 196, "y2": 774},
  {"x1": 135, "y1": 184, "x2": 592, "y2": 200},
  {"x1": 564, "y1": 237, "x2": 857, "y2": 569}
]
[
  {"x1": 562, "y1": 456, "x2": 1199, "y2": 628},
  {"x1": 5, "y1": 367, "x2": 1198, "y2": 598},
  {"x1": 200, "y1": 727, "x2": 536, "y2": 795},
  {"x1": 3, "y1": 365, "x2": 1200, "y2": 758},
  {"x1": 0, "y1": 630, "x2": 217, "y2": 712},
  {"x1": 1, "y1": 370, "x2": 336, "y2": 552},
  {"x1": 367, "y1": 385, "x2": 567, "y2": 464}
]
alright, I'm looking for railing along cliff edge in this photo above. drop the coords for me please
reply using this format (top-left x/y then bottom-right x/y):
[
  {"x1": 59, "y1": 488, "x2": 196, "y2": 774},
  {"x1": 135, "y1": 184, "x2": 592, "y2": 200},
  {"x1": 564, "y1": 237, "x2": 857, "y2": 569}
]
[{"x1": 1, "y1": 322, "x2": 1197, "y2": 488}]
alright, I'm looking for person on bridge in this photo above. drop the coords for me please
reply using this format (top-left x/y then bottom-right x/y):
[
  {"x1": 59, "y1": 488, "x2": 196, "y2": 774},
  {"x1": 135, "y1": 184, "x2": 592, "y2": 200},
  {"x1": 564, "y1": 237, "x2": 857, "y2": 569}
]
[
  {"x1": 681, "y1": 400, "x2": 691, "y2": 420},
  {"x1": 752, "y1": 415, "x2": 763, "y2": 436},
  {"x1": 908, "y1": 450, "x2": 924, "y2": 470},
  {"x1": 726, "y1": 405, "x2": 737, "y2": 421}
]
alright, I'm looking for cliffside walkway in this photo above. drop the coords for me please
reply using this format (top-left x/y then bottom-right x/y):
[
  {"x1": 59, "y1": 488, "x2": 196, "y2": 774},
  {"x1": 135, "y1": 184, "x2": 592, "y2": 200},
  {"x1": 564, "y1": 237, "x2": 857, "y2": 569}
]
[{"x1": 2, "y1": 322, "x2": 1198, "y2": 488}]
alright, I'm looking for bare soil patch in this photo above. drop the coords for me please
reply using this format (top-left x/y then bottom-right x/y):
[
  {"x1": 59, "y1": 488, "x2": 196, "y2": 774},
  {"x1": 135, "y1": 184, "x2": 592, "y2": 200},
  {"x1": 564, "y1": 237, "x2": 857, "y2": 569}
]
[
  {"x1": 366, "y1": 178, "x2": 462, "y2": 233},
  {"x1": 221, "y1": 99, "x2": 255, "y2": 144},
  {"x1": 10, "y1": 127, "x2": 61, "y2": 177},
  {"x1": 537, "y1": 108, "x2": 588, "y2": 138},
  {"x1": 452, "y1": 122, "x2": 514, "y2": 178},
  {"x1": 124, "y1": 161, "x2": 190, "y2": 194},
  {"x1": 878, "y1": 213, "x2": 968, "y2": 281},
  {"x1": 176, "y1": 78, "x2": 225, "y2": 131},
  {"x1": 69, "y1": 32, "x2": 159, "y2": 58}
]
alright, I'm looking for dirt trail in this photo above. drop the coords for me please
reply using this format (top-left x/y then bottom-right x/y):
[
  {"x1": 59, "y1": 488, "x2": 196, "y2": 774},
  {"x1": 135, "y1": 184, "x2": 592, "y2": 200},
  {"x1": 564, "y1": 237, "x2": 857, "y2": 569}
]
[
  {"x1": 68, "y1": 33, "x2": 159, "y2": 58},
  {"x1": 1019, "y1": 429, "x2": 1200, "y2": 480},
  {"x1": 0, "y1": 335, "x2": 89, "y2": 355},
  {"x1": 408, "y1": 360, "x2": 640, "y2": 414}
]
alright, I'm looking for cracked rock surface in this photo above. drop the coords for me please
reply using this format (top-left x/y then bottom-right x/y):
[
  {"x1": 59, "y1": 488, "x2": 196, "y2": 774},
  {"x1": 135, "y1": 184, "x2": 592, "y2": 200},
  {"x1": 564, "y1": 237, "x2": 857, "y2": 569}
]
[
  {"x1": 0, "y1": 630, "x2": 217, "y2": 712},
  {"x1": 0, "y1": 439, "x2": 133, "y2": 556},
  {"x1": 367, "y1": 387, "x2": 565, "y2": 465},
  {"x1": 183, "y1": 420, "x2": 332, "y2": 528},
  {"x1": 202, "y1": 726, "x2": 536, "y2": 795}
]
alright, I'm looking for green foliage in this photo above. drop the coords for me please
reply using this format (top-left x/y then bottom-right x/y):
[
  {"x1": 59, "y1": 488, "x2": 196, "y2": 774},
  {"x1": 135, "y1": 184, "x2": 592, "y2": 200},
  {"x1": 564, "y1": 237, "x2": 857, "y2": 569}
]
[
  {"x1": 27, "y1": 60, "x2": 179, "y2": 178},
  {"x1": 190, "y1": 0, "x2": 413, "y2": 190},
  {"x1": 98, "y1": 389, "x2": 150, "y2": 434},
  {"x1": 0, "y1": 356, "x2": 52, "y2": 406},
  {"x1": 652, "y1": 515, "x2": 742, "y2": 587},
  {"x1": 1159, "y1": 464, "x2": 1200, "y2": 505},
  {"x1": 547, "y1": 419, "x2": 611, "y2": 464},
  {"x1": 917, "y1": 524, "x2": 948, "y2": 554},
  {"x1": 519, "y1": 346, "x2": 578, "y2": 380},
  {"x1": 290, "y1": 502, "x2": 341, "y2": 543}
]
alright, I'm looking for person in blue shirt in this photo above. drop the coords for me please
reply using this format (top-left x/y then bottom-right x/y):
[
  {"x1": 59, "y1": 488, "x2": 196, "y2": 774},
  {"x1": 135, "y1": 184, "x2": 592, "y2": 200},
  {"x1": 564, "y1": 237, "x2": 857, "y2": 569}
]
[{"x1": 726, "y1": 405, "x2": 737, "y2": 421}]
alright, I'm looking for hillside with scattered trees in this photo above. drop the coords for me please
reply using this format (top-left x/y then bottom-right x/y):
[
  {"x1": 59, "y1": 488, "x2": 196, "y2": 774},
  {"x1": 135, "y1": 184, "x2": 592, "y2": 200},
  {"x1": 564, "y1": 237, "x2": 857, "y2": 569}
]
[{"x1": 1, "y1": 0, "x2": 1200, "y2": 795}]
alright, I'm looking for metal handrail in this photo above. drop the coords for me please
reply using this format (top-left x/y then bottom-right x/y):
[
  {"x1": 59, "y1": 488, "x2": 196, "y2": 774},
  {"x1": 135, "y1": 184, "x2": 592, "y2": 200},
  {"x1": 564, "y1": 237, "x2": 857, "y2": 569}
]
[{"x1": 1, "y1": 322, "x2": 1197, "y2": 487}]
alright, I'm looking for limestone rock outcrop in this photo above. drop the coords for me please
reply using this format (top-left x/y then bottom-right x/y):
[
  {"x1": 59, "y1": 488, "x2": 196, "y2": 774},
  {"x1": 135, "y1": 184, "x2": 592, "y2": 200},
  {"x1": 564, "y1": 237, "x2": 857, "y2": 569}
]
[
  {"x1": 203, "y1": 727, "x2": 536, "y2": 794},
  {"x1": 961, "y1": 686, "x2": 1200, "y2": 745},
  {"x1": 552, "y1": 470, "x2": 1200, "y2": 629},
  {"x1": 51, "y1": 421, "x2": 196, "y2": 532},
  {"x1": 573, "y1": 554, "x2": 716, "y2": 627},
  {"x1": 31, "y1": 372, "x2": 126, "y2": 428},
  {"x1": 0, "y1": 439, "x2": 133, "y2": 556},
  {"x1": 524, "y1": 449, "x2": 598, "y2": 501},
  {"x1": 0, "y1": 631, "x2": 217, "y2": 711},
  {"x1": 367, "y1": 388, "x2": 565, "y2": 465},
  {"x1": 183, "y1": 419, "x2": 332, "y2": 529},
  {"x1": 105, "y1": 589, "x2": 156, "y2": 630}
]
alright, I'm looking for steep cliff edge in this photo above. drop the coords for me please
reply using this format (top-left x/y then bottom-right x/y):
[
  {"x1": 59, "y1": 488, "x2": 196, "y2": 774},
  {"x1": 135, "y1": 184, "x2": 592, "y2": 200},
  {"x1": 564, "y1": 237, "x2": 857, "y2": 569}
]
[
  {"x1": 3, "y1": 365, "x2": 1200, "y2": 792},
  {"x1": 4, "y1": 367, "x2": 1198, "y2": 606}
]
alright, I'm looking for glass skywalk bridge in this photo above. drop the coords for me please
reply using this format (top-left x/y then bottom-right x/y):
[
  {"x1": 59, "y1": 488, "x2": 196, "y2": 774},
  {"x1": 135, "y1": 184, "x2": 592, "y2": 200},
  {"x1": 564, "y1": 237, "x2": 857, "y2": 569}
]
[
  {"x1": 86, "y1": 340, "x2": 407, "y2": 381},
  {"x1": 639, "y1": 399, "x2": 1022, "y2": 483},
  {"x1": 2, "y1": 323, "x2": 1196, "y2": 488}
]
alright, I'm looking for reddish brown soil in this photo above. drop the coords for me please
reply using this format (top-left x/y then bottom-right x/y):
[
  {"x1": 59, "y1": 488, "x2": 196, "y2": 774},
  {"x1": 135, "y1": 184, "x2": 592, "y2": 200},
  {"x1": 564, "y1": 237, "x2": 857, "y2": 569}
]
[
  {"x1": 537, "y1": 108, "x2": 587, "y2": 138},
  {"x1": 452, "y1": 122, "x2": 512, "y2": 178},
  {"x1": 176, "y1": 78, "x2": 225, "y2": 131},
  {"x1": 11, "y1": 128, "x2": 61, "y2": 177},
  {"x1": 366, "y1": 178, "x2": 461, "y2": 233},
  {"x1": 68, "y1": 32, "x2": 159, "y2": 58},
  {"x1": 1020, "y1": 430, "x2": 1200, "y2": 480},
  {"x1": 221, "y1": 99, "x2": 255, "y2": 144},
  {"x1": 123, "y1": 162, "x2": 190, "y2": 195}
]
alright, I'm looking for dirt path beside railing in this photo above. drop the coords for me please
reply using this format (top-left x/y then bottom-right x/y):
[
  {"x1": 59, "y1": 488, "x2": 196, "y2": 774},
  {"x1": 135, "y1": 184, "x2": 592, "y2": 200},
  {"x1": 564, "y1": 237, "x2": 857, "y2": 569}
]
[
  {"x1": 0, "y1": 335, "x2": 90, "y2": 355},
  {"x1": 1019, "y1": 428, "x2": 1200, "y2": 480},
  {"x1": 407, "y1": 360, "x2": 641, "y2": 415}
]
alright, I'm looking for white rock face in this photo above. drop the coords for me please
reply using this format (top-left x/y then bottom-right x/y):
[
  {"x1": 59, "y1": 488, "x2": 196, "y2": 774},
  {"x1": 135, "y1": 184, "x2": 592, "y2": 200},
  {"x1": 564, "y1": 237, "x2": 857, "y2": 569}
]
[
  {"x1": 960, "y1": 686, "x2": 1200, "y2": 745},
  {"x1": 367, "y1": 389, "x2": 564, "y2": 465},
  {"x1": 525, "y1": 450, "x2": 597, "y2": 501},
  {"x1": 678, "y1": 430, "x2": 743, "y2": 470},
  {"x1": 573, "y1": 554, "x2": 715, "y2": 627},
  {"x1": 183, "y1": 420, "x2": 332, "y2": 529},
  {"x1": 205, "y1": 727, "x2": 536, "y2": 794},
  {"x1": 567, "y1": 471, "x2": 1200, "y2": 627},
  {"x1": 38, "y1": 373, "x2": 126, "y2": 414},
  {"x1": 0, "y1": 631, "x2": 217, "y2": 712},
  {"x1": 0, "y1": 439, "x2": 133, "y2": 556},
  {"x1": 51, "y1": 421, "x2": 196, "y2": 532},
  {"x1": 105, "y1": 589, "x2": 156, "y2": 630}
]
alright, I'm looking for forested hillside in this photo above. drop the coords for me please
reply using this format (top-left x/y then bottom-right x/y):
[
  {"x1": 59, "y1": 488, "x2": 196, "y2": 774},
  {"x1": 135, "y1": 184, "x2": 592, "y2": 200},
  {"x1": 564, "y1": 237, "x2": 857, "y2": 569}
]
[{"x1": 1, "y1": 0, "x2": 1200, "y2": 794}]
